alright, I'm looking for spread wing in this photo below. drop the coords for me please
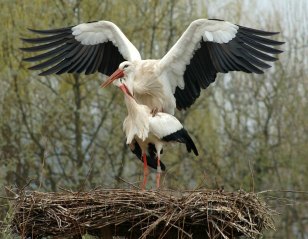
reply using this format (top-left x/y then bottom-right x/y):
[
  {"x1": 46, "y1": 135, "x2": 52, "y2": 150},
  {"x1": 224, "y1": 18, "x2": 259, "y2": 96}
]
[
  {"x1": 159, "y1": 19, "x2": 284, "y2": 110},
  {"x1": 20, "y1": 21, "x2": 141, "y2": 76}
]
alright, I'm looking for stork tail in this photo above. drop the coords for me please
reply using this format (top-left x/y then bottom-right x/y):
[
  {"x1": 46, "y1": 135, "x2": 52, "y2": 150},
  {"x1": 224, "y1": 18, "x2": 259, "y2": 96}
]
[{"x1": 162, "y1": 128, "x2": 199, "y2": 156}]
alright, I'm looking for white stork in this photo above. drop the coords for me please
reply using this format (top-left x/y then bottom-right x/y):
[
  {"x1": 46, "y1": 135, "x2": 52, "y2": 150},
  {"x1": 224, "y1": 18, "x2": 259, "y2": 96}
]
[
  {"x1": 21, "y1": 19, "x2": 284, "y2": 115},
  {"x1": 113, "y1": 77, "x2": 198, "y2": 189}
]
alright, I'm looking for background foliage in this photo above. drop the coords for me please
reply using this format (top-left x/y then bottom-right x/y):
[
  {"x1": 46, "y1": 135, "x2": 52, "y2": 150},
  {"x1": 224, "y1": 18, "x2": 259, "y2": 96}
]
[{"x1": 0, "y1": 0, "x2": 307, "y2": 238}]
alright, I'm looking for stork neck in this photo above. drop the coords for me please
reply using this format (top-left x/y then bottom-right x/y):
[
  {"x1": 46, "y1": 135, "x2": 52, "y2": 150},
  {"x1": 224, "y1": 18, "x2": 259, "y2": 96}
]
[
  {"x1": 124, "y1": 94, "x2": 141, "y2": 115},
  {"x1": 124, "y1": 94, "x2": 151, "y2": 119}
]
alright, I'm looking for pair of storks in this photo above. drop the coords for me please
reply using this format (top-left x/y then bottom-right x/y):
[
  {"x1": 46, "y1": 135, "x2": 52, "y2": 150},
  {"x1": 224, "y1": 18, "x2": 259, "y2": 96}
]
[{"x1": 21, "y1": 19, "x2": 283, "y2": 189}]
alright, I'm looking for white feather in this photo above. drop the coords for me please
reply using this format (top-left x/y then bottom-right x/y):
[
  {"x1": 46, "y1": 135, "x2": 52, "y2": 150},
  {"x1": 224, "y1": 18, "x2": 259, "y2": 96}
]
[
  {"x1": 121, "y1": 90, "x2": 183, "y2": 145},
  {"x1": 203, "y1": 31, "x2": 213, "y2": 41},
  {"x1": 72, "y1": 21, "x2": 141, "y2": 61},
  {"x1": 122, "y1": 97, "x2": 150, "y2": 144},
  {"x1": 123, "y1": 116, "x2": 149, "y2": 144},
  {"x1": 149, "y1": 113, "x2": 183, "y2": 139},
  {"x1": 159, "y1": 19, "x2": 239, "y2": 94}
]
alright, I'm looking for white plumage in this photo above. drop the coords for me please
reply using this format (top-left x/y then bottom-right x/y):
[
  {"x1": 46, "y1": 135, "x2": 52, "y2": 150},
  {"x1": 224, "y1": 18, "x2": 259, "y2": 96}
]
[
  {"x1": 22, "y1": 18, "x2": 283, "y2": 116},
  {"x1": 114, "y1": 77, "x2": 198, "y2": 189},
  {"x1": 72, "y1": 21, "x2": 141, "y2": 60},
  {"x1": 149, "y1": 114, "x2": 183, "y2": 140}
]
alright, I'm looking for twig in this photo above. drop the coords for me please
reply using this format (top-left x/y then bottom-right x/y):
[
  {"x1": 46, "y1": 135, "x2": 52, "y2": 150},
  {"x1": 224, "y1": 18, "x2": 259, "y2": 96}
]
[{"x1": 10, "y1": 189, "x2": 274, "y2": 239}]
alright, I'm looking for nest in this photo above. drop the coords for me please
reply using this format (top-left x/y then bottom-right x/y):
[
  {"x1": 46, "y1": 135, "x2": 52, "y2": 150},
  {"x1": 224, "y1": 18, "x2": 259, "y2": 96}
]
[{"x1": 11, "y1": 188, "x2": 275, "y2": 239}]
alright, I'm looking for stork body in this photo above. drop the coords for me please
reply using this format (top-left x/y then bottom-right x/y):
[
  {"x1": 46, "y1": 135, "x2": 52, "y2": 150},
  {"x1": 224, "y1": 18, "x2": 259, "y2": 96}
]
[{"x1": 116, "y1": 79, "x2": 198, "y2": 189}]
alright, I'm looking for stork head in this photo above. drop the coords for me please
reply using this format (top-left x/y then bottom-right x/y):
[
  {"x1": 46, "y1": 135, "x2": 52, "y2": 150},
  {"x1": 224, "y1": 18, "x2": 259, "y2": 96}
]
[{"x1": 100, "y1": 61, "x2": 135, "y2": 89}]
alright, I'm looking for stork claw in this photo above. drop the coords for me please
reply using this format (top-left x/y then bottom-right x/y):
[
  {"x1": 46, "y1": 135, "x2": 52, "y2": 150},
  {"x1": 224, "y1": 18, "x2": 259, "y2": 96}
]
[{"x1": 151, "y1": 107, "x2": 159, "y2": 117}]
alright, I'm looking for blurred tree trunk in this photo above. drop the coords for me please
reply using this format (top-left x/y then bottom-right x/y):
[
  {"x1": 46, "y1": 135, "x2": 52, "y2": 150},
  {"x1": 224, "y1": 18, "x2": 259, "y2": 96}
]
[{"x1": 72, "y1": 74, "x2": 84, "y2": 168}]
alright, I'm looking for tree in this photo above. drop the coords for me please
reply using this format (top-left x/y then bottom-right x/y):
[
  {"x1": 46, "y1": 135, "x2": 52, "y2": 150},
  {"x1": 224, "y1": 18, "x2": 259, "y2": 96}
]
[{"x1": 0, "y1": 0, "x2": 307, "y2": 237}]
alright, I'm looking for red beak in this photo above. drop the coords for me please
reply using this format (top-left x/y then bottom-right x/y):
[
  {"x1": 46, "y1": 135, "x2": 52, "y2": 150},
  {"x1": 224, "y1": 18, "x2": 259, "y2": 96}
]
[
  {"x1": 100, "y1": 69, "x2": 124, "y2": 88},
  {"x1": 119, "y1": 84, "x2": 134, "y2": 98}
]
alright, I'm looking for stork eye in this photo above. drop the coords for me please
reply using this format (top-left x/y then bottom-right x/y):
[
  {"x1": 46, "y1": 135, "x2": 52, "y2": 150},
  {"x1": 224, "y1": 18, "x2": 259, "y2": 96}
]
[{"x1": 123, "y1": 64, "x2": 129, "y2": 69}]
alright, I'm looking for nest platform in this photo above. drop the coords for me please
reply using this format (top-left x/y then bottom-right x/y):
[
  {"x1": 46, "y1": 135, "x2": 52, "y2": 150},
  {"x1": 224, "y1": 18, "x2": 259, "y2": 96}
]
[{"x1": 11, "y1": 188, "x2": 275, "y2": 238}]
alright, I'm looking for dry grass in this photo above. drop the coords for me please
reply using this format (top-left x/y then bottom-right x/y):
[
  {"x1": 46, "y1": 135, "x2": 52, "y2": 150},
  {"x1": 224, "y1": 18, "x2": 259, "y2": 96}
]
[{"x1": 11, "y1": 188, "x2": 275, "y2": 238}]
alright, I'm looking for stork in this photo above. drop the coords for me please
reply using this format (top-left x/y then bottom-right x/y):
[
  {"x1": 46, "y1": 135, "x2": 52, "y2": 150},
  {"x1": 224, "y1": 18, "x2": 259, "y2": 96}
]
[
  {"x1": 21, "y1": 19, "x2": 284, "y2": 115},
  {"x1": 114, "y1": 77, "x2": 198, "y2": 189},
  {"x1": 21, "y1": 19, "x2": 283, "y2": 170}
]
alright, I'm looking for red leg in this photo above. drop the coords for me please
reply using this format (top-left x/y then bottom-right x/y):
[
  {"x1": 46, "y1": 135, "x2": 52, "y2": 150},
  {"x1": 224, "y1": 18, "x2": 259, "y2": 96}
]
[
  {"x1": 156, "y1": 156, "x2": 162, "y2": 189},
  {"x1": 141, "y1": 153, "x2": 148, "y2": 190}
]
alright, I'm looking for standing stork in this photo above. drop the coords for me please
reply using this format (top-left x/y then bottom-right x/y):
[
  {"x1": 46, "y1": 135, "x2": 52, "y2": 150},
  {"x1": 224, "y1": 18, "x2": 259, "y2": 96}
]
[
  {"x1": 113, "y1": 77, "x2": 198, "y2": 189},
  {"x1": 21, "y1": 19, "x2": 283, "y2": 170}
]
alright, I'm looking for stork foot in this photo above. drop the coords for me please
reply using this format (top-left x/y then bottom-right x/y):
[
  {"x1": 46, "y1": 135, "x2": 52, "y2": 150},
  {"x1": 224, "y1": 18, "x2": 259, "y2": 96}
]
[{"x1": 151, "y1": 107, "x2": 159, "y2": 117}]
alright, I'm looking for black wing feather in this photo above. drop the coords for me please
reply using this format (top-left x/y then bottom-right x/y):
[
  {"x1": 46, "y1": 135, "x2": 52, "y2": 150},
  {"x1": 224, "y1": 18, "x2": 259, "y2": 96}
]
[
  {"x1": 174, "y1": 21, "x2": 284, "y2": 110},
  {"x1": 162, "y1": 128, "x2": 198, "y2": 156},
  {"x1": 83, "y1": 45, "x2": 100, "y2": 75},
  {"x1": 22, "y1": 43, "x2": 76, "y2": 62},
  {"x1": 76, "y1": 47, "x2": 96, "y2": 73},
  {"x1": 130, "y1": 141, "x2": 166, "y2": 171},
  {"x1": 237, "y1": 26, "x2": 279, "y2": 36},
  {"x1": 240, "y1": 30, "x2": 284, "y2": 46},
  {"x1": 20, "y1": 38, "x2": 71, "y2": 52},
  {"x1": 28, "y1": 50, "x2": 69, "y2": 70},
  {"x1": 28, "y1": 27, "x2": 72, "y2": 35},
  {"x1": 21, "y1": 32, "x2": 72, "y2": 44},
  {"x1": 21, "y1": 23, "x2": 126, "y2": 76}
]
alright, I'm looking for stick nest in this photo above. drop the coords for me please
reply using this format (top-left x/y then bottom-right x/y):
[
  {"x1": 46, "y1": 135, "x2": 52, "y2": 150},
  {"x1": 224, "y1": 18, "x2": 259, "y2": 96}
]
[{"x1": 11, "y1": 189, "x2": 275, "y2": 238}]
